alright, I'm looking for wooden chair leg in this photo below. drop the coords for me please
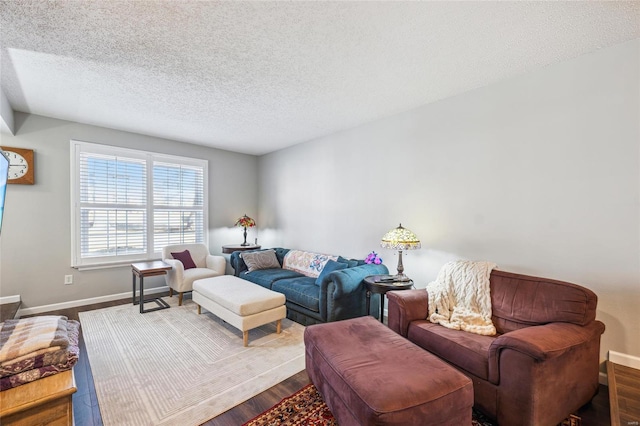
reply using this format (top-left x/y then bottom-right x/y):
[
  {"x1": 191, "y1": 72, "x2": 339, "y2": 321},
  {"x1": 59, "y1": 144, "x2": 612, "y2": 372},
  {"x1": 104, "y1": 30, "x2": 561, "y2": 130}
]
[
  {"x1": 243, "y1": 331, "x2": 249, "y2": 347},
  {"x1": 169, "y1": 288, "x2": 173, "y2": 297},
  {"x1": 178, "y1": 292, "x2": 183, "y2": 306},
  {"x1": 276, "y1": 319, "x2": 282, "y2": 334}
]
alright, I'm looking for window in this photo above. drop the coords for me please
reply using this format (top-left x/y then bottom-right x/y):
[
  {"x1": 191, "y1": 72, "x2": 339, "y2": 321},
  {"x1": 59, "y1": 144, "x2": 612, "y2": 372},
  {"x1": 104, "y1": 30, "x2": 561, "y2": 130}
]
[{"x1": 71, "y1": 141, "x2": 207, "y2": 268}]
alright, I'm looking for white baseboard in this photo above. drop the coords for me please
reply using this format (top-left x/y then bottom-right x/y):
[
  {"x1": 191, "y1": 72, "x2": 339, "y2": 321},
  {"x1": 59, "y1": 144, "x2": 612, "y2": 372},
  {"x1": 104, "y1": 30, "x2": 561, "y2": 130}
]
[
  {"x1": 17, "y1": 286, "x2": 169, "y2": 317},
  {"x1": 599, "y1": 371, "x2": 608, "y2": 386},
  {"x1": 608, "y1": 350, "x2": 640, "y2": 370},
  {"x1": 0, "y1": 295, "x2": 21, "y2": 304}
]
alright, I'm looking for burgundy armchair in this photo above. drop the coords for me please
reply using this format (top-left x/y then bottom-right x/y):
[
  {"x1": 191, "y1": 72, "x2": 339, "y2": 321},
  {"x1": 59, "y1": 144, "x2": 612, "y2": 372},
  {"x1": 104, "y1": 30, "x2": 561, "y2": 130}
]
[{"x1": 387, "y1": 269, "x2": 605, "y2": 426}]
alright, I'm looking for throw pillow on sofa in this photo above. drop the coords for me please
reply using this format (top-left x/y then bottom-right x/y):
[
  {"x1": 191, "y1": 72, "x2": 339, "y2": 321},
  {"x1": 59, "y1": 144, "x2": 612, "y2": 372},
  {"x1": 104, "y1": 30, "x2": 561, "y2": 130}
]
[
  {"x1": 337, "y1": 256, "x2": 359, "y2": 269},
  {"x1": 171, "y1": 250, "x2": 197, "y2": 269},
  {"x1": 283, "y1": 250, "x2": 338, "y2": 278},
  {"x1": 242, "y1": 249, "x2": 281, "y2": 272},
  {"x1": 315, "y1": 260, "x2": 348, "y2": 285}
]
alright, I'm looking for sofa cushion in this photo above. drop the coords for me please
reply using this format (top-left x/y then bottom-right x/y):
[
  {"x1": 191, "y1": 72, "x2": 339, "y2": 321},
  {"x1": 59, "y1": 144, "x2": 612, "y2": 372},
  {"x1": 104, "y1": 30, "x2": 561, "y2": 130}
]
[
  {"x1": 283, "y1": 250, "x2": 338, "y2": 278},
  {"x1": 314, "y1": 260, "x2": 347, "y2": 286},
  {"x1": 337, "y1": 256, "x2": 359, "y2": 269},
  {"x1": 240, "y1": 268, "x2": 303, "y2": 289},
  {"x1": 489, "y1": 270, "x2": 599, "y2": 334},
  {"x1": 407, "y1": 319, "x2": 495, "y2": 381},
  {"x1": 171, "y1": 249, "x2": 197, "y2": 270},
  {"x1": 182, "y1": 267, "x2": 223, "y2": 288},
  {"x1": 272, "y1": 277, "x2": 320, "y2": 313},
  {"x1": 241, "y1": 249, "x2": 281, "y2": 272}
]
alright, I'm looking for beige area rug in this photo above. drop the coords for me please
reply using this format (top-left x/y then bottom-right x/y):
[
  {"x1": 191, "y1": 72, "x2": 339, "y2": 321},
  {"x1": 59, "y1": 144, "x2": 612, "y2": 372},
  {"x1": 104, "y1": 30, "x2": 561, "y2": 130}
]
[{"x1": 79, "y1": 296, "x2": 305, "y2": 426}]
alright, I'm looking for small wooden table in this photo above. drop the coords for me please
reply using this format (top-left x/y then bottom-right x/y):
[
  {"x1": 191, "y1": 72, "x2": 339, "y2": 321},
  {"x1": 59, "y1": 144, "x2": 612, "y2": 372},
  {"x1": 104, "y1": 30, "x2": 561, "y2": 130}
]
[
  {"x1": 221, "y1": 244, "x2": 261, "y2": 254},
  {"x1": 132, "y1": 261, "x2": 172, "y2": 314},
  {"x1": 0, "y1": 369, "x2": 76, "y2": 426},
  {"x1": 364, "y1": 275, "x2": 414, "y2": 322}
]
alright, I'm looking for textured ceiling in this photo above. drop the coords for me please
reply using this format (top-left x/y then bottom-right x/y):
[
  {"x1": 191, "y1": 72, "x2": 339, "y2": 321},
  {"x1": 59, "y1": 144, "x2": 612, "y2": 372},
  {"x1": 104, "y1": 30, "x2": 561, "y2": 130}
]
[{"x1": 1, "y1": 1, "x2": 639, "y2": 155}]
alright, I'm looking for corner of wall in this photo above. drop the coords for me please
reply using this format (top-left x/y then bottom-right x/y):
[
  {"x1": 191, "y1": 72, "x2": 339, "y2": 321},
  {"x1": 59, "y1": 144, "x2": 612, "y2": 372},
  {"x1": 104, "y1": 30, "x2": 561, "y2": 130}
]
[{"x1": 0, "y1": 87, "x2": 15, "y2": 136}]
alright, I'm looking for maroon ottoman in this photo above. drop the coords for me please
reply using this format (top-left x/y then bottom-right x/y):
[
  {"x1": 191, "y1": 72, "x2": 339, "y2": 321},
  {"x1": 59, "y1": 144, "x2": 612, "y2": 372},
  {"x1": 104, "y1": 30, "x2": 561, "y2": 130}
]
[{"x1": 304, "y1": 316, "x2": 473, "y2": 426}]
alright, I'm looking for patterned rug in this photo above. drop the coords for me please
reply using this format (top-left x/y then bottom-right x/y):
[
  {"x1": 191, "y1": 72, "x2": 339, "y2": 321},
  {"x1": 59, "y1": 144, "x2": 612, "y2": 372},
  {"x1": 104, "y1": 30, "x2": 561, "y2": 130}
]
[
  {"x1": 243, "y1": 384, "x2": 336, "y2": 426},
  {"x1": 243, "y1": 383, "x2": 581, "y2": 426},
  {"x1": 80, "y1": 297, "x2": 305, "y2": 426}
]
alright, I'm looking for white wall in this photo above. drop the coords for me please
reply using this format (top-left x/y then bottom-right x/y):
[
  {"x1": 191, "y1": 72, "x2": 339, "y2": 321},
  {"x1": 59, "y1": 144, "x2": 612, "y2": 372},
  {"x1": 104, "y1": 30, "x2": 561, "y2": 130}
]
[
  {"x1": 0, "y1": 113, "x2": 258, "y2": 309},
  {"x1": 259, "y1": 39, "x2": 640, "y2": 361}
]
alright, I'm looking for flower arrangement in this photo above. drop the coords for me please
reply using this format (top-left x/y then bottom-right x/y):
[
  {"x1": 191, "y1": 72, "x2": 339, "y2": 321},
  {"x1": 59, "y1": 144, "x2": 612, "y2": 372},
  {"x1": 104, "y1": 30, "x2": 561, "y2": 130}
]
[{"x1": 364, "y1": 251, "x2": 382, "y2": 265}]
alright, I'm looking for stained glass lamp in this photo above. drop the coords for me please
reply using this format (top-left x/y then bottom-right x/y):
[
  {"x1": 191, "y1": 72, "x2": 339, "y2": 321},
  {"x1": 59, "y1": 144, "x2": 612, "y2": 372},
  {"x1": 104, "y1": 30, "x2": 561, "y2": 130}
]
[
  {"x1": 235, "y1": 214, "x2": 256, "y2": 246},
  {"x1": 380, "y1": 223, "x2": 421, "y2": 278}
]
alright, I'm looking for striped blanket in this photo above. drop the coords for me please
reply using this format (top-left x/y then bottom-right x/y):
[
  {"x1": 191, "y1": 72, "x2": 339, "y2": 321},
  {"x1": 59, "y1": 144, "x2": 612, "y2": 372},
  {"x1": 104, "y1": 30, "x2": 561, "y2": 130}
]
[
  {"x1": 0, "y1": 315, "x2": 79, "y2": 390},
  {"x1": 0, "y1": 315, "x2": 70, "y2": 363}
]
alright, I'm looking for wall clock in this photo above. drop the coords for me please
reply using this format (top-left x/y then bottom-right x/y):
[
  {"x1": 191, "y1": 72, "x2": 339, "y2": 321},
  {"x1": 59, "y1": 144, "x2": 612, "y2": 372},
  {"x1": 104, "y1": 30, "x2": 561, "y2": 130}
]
[{"x1": 0, "y1": 146, "x2": 35, "y2": 184}]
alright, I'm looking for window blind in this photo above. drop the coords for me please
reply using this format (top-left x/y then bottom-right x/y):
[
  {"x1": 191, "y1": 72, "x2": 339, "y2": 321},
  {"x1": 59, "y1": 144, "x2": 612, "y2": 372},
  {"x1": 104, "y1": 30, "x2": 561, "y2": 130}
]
[
  {"x1": 79, "y1": 152, "x2": 147, "y2": 258},
  {"x1": 153, "y1": 162, "x2": 205, "y2": 251}
]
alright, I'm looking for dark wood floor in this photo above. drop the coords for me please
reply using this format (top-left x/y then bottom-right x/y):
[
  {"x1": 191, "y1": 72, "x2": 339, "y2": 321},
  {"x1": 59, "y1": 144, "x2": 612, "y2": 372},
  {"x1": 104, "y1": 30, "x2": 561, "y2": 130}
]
[
  {"x1": 0, "y1": 301, "x2": 21, "y2": 322},
  {"x1": 207, "y1": 370, "x2": 312, "y2": 426},
  {"x1": 25, "y1": 295, "x2": 612, "y2": 426}
]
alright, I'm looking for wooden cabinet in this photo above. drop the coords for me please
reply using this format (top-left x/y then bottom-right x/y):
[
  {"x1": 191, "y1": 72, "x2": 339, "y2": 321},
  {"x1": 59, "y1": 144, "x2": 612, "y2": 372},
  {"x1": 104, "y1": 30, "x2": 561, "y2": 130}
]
[{"x1": 0, "y1": 369, "x2": 76, "y2": 425}]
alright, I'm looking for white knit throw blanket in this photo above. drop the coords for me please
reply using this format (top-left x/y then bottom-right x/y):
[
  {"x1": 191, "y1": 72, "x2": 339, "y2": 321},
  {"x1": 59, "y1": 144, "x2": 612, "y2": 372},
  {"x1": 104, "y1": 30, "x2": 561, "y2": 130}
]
[{"x1": 426, "y1": 260, "x2": 497, "y2": 336}]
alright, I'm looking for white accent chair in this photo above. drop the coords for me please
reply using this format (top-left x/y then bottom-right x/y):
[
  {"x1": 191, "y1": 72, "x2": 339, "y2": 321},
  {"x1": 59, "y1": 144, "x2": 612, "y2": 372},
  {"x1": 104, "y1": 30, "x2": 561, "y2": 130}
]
[{"x1": 162, "y1": 243, "x2": 226, "y2": 306}]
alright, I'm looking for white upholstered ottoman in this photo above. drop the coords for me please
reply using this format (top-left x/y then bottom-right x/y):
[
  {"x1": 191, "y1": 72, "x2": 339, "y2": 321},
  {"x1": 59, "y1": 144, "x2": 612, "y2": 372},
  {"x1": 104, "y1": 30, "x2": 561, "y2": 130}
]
[{"x1": 192, "y1": 275, "x2": 286, "y2": 346}]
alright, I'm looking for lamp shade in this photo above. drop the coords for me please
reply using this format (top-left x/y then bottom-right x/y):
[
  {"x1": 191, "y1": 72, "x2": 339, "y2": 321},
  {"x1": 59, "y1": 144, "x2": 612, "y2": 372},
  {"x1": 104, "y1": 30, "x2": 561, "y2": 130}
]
[
  {"x1": 234, "y1": 214, "x2": 256, "y2": 228},
  {"x1": 380, "y1": 223, "x2": 421, "y2": 251}
]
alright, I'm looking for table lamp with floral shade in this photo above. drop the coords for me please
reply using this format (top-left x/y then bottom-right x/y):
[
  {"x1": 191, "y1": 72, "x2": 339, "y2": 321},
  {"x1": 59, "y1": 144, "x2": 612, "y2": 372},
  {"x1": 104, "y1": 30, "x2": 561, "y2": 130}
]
[
  {"x1": 380, "y1": 223, "x2": 421, "y2": 279},
  {"x1": 235, "y1": 214, "x2": 256, "y2": 246}
]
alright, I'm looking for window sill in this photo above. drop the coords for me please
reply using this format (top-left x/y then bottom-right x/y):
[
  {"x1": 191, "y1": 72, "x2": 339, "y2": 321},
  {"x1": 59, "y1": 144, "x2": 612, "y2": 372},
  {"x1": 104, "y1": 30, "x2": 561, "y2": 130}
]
[{"x1": 74, "y1": 259, "x2": 162, "y2": 271}]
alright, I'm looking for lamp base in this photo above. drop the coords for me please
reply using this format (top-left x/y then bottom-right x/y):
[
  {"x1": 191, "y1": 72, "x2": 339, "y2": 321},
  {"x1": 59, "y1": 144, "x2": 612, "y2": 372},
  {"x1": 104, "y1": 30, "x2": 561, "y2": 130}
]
[
  {"x1": 241, "y1": 227, "x2": 248, "y2": 246},
  {"x1": 396, "y1": 250, "x2": 405, "y2": 277}
]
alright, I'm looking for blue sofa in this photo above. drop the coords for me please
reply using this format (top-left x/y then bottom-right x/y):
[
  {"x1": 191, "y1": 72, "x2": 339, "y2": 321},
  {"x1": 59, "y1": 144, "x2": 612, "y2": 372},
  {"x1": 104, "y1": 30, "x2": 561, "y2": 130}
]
[{"x1": 230, "y1": 248, "x2": 388, "y2": 325}]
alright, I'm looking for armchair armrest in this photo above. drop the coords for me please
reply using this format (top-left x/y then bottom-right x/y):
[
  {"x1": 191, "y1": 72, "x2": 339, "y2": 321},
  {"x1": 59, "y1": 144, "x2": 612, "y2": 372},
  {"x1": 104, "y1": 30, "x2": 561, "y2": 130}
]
[
  {"x1": 229, "y1": 251, "x2": 248, "y2": 276},
  {"x1": 163, "y1": 258, "x2": 184, "y2": 290},
  {"x1": 488, "y1": 320, "x2": 605, "y2": 383},
  {"x1": 387, "y1": 289, "x2": 429, "y2": 337},
  {"x1": 319, "y1": 263, "x2": 388, "y2": 322},
  {"x1": 206, "y1": 255, "x2": 226, "y2": 275}
]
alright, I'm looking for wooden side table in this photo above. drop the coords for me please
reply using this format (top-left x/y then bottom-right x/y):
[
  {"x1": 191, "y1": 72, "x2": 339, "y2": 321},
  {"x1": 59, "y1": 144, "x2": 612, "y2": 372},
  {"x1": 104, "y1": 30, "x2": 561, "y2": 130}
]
[
  {"x1": 132, "y1": 261, "x2": 172, "y2": 314},
  {"x1": 363, "y1": 275, "x2": 414, "y2": 322},
  {"x1": 221, "y1": 244, "x2": 261, "y2": 254}
]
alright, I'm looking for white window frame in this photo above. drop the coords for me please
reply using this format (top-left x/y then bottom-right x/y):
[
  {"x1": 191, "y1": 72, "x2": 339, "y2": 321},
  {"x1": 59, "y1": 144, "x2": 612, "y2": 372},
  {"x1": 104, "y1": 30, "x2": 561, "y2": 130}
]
[{"x1": 70, "y1": 140, "x2": 208, "y2": 269}]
